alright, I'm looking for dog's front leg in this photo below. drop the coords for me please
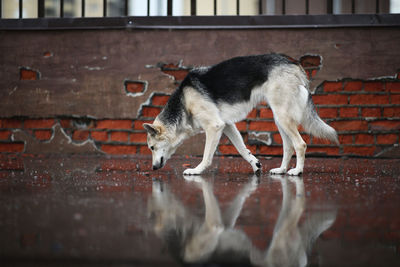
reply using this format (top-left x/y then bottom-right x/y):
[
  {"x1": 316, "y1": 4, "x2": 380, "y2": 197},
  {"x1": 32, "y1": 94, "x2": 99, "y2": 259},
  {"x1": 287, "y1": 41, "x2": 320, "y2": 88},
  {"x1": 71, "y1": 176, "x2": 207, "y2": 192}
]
[{"x1": 183, "y1": 124, "x2": 224, "y2": 175}]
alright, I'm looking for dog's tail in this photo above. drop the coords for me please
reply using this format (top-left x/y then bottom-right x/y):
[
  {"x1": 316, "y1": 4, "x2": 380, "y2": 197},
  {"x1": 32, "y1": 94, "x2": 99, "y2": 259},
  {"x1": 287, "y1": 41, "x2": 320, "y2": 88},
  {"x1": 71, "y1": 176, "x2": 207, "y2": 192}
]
[{"x1": 301, "y1": 89, "x2": 339, "y2": 145}]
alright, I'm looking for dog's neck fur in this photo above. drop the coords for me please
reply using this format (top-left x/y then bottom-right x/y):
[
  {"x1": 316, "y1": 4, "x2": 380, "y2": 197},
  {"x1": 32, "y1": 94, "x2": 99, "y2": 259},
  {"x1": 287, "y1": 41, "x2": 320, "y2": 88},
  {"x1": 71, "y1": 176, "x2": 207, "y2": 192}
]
[{"x1": 155, "y1": 107, "x2": 198, "y2": 150}]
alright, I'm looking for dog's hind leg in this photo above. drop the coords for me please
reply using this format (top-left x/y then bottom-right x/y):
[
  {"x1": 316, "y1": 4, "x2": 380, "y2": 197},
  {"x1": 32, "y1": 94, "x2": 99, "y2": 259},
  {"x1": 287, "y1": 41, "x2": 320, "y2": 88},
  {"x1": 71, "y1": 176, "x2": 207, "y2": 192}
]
[
  {"x1": 273, "y1": 115, "x2": 307, "y2": 176},
  {"x1": 223, "y1": 123, "x2": 261, "y2": 173},
  {"x1": 270, "y1": 122, "x2": 294, "y2": 175}
]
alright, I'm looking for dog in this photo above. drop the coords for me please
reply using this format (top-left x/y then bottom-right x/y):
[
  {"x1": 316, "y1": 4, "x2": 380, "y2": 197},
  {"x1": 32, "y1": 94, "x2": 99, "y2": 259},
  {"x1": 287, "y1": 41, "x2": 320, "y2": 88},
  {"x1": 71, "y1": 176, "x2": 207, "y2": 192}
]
[{"x1": 144, "y1": 53, "x2": 339, "y2": 175}]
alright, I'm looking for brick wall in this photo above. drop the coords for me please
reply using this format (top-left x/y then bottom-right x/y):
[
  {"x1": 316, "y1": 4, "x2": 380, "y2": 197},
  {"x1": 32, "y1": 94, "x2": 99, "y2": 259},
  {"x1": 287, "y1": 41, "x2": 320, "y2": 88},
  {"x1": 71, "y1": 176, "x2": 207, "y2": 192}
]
[
  {"x1": 1, "y1": 69, "x2": 399, "y2": 157},
  {"x1": 1, "y1": 28, "x2": 399, "y2": 158}
]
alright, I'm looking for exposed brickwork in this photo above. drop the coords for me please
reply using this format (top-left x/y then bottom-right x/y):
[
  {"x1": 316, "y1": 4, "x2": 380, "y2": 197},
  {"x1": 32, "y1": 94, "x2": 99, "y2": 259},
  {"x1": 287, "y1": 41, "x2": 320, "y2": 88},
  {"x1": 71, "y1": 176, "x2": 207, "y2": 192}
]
[
  {"x1": 19, "y1": 67, "x2": 40, "y2": 80},
  {"x1": 0, "y1": 67, "x2": 399, "y2": 157}
]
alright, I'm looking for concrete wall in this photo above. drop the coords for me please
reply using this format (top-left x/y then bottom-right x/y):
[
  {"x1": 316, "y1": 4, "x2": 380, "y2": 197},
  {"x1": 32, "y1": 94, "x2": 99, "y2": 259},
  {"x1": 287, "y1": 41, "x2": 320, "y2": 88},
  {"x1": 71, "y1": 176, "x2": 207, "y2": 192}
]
[{"x1": 0, "y1": 27, "x2": 399, "y2": 157}]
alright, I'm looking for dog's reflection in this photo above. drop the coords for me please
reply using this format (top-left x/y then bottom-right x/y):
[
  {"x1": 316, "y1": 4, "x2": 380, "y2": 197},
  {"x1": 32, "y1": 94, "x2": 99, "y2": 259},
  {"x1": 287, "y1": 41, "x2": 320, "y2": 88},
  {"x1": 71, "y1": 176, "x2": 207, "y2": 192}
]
[{"x1": 148, "y1": 175, "x2": 336, "y2": 266}]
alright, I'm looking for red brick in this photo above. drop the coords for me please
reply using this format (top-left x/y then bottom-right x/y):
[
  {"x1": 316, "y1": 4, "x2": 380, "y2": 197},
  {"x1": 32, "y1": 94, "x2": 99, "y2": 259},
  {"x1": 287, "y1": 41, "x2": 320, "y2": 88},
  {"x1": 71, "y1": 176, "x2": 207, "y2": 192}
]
[
  {"x1": 24, "y1": 119, "x2": 54, "y2": 129},
  {"x1": 383, "y1": 107, "x2": 400, "y2": 117},
  {"x1": 354, "y1": 134, "x2": 374, "y2": 145},
  {"x1": 313, "y1": 137, "x2": 332, "y2": 145},
  {"x1": 219, "y1": 145, "x2": 239, "y2": 155},
  {"x1": 259, "y1": 146, "x2": 283, "y2": 155},
  {"x1": 101, "y1": 144, "x2": 137, "y2": 155},
  {"x1": 312, "y1": 95, "x2": 348, "y2": 105},
  {"x1": 59, "y1": 119, "x2": 72, "y2": 129},
  {"x1": 318, "y1": 108, "x2": 338, "y2": 118},
  {"x1": 246, "y1": 109, "x2": 257, "y2": 119},
  {"x1": 96, "y1": 120, "x2": 132, "y2": 129},
  {"x1": 310, "y1": 69, "x2": 318, "y2": 78},
  {"x1": 364, "y1": 81, "x2": 384, "y2": 92},
  {"x1": 90, "y1": 131, "x2": 108, "y2": 142},
  {"x1": 323, "y1": 81, "x2": 343, "y2": 92},
  {"x1": 110, "y1": 131, "x2": 129, "y2": 142},
  {"x1": 362, "y1": 108, "x2": 381, "y2": 118},
  {"x1": 138, "y1": 145, "x2": 152, "y2": 155},
  {"x1": 0, "y1": 142, "x2": 24, "y2": 153},
  {"x1": 1, "y1": 119, "x2": 22, "y2": 128},
  {"x1": 306, "y1": 147, "x2": 340, "y2": 156},
  {"x1": 330, "y1": 120, "x2": 368, "y2": 132},
  {"x1": 133, "y1": 120, "x2": 153, "y2": 130},
  {"x1": 386, "y1": 82, "x2": 400, "y2": 92},
  {"x1": 391, "y1": 95, "x2": 400, "y2": 104},
  {"x1": 140, "y1": 106, "x2": 161, "y2": 118},
  {"x1": 0, "y1": 131, "x2": 11, "y2": 140},
  {"x1": 72, "y1": 130, "x2": 89, "y2": 141},
  {"x1": 349, "y1": 94, "x2": 389, "y2": 105},
  {"x1": 162, "y1": 69, "x2": 189, "y2": 81},
  {"x1": 273, "y1": 133, "x2": 282, "y2": 144},
  {"x1": 376, "y1": 134, "x2": 398, "y2": 144},
  {"x1": 125, "y1": 81, "x2": 145, "y2": 93},
  {"x1": 248, "y1": 121, "x2": 277, "y2": 131},
  {"x1": 20, "y1": 68, "x2": 39, "y2": 80},
  {"x1": 344, "y1": 81, "x2": 363, "y2": 91},
  {"x1": 300, "y1": 55, "x2": 321, "y2": 68},
  {"x1": 339, "y1": 134, "x2": 353, "y2": 144},
  {"x1": 151, "y1": 95, "x2": 170, "y2": 106},
  {"x1": 34, "y1": 130, "x2": 52, "y2": 141},
  {"x1": 369, "y1": 120, "x2": 400, "y2": 131},
  {"x1": 343, "y1": 146, "x2": 375, "y2": 156},
  {"x1": 235, "y1": 121, "x2": 247, "y2": 132},
  {"x1": 340, "y1": 107, "x2": 359, "y2": 118},
  {"x1": 130, "y1": 132, "x2": 147, "y2": 143},
  {"x1": 259, "y1": 108, "x2": 274, "y2": 119}
]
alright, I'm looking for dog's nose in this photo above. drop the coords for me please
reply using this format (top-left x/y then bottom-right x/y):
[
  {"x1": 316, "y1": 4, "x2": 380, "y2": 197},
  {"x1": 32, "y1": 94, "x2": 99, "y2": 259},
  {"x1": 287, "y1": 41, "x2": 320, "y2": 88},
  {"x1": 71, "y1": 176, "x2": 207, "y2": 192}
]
[{"x1": 153, "y1": 165, "x2": 160, "y2": 170}]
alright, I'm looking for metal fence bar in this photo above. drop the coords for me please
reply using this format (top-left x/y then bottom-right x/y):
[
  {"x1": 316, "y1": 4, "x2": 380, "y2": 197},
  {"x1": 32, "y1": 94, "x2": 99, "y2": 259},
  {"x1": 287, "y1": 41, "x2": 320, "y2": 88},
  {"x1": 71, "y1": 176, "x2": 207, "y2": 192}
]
[
  {"x1": 60, "y1": 0, "x2": 64, "y2": 18},
  {"x1": 305, "y1": 0, "x2": 309, "y2": 15},
  {"x1": 0, "y1": 0, "x2": 2, "y2": 19},
  {"x1": 147, "y1": 0, "x2": 150, "y2": 16},
  {"x1": 82, "y1": 0, "x2": 85, "y2": 17},
  {"x1": 38, "y1": 0, "x2": 44, "y2": 17},
  {"x1": 258, "y1": 0, "x2": 262, "y2": 15},
  {"x1": 103, "y1": 0, "x2": 107, "y2": 17},
  {"x1": 167, "y1": 0, "x2": 172, "y2": 16},
  {"x1": 327, "y1": 0, "x2": 333, "y2": 14},
  {"x1": 376, "y1": 0, "x2": 380, "y2": 13},
  {"x1": 236, "y1": 0, "x2": 239, "y2": 15},
  {"x1": 282, "y1": 0, "x2": 286, "y2": 15},
  {"x1": 124, "y1": 0, "x2": 128, "y2": 16},
  {"x1": 214, "y1": 0, "x2": 217, "y2": 15},
  {"x1": 19, "y1": 0, "x2": 22, "y2": 18},
  {"x1": 191, "y1": 0, "x2": 196, "y2": 16},
  {"x1": 351, "y1": 0, "x2": 355, "y2": 14}
]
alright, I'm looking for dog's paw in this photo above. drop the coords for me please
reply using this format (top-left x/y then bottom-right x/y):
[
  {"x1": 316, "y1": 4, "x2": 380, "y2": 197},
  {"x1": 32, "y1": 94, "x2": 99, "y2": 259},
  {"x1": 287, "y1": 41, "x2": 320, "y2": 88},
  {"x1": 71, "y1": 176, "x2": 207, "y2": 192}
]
[
  {"x1": 252, "y1": 161, "x2": 262, "y2": 174},
  {"x1": 287, "y1": 168, "x2": 303, "y2": 176},
  {"x1": 183, "y1": 168, "x2": 203, "y2": 176},
  {"x1": 269, "y1": 167, "x2": 287, "y2": 175}
]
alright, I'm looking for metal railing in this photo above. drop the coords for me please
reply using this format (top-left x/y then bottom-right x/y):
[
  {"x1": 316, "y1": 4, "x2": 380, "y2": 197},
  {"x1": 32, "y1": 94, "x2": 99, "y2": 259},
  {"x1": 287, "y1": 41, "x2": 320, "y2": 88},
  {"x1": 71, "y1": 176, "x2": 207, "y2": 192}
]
[{"x1": 0, "y1": 0, "x2": 394, "y2": 19}]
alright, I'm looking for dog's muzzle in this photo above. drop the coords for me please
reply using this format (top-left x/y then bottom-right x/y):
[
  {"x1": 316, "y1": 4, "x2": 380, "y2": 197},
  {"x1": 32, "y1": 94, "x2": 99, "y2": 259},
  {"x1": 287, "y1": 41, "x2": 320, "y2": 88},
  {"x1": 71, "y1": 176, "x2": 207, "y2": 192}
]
[{"x1": 152, "y1": 157, "x2": 164, "y2": 170}]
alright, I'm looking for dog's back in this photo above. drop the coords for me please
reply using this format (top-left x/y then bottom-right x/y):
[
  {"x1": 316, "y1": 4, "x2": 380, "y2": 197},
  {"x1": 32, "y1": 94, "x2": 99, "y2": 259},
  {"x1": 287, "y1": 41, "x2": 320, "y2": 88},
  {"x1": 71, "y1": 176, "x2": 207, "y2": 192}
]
[{"x1": 182, "y1": 54, "x2": 298, "y2": 105}]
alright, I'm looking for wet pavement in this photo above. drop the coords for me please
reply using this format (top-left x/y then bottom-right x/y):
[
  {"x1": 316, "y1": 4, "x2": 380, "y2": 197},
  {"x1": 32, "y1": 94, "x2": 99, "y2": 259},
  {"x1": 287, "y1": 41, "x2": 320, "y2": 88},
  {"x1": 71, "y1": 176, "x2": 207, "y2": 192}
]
[{"x1": 0, "y1": 154, "x2": 399, "y2": 267}]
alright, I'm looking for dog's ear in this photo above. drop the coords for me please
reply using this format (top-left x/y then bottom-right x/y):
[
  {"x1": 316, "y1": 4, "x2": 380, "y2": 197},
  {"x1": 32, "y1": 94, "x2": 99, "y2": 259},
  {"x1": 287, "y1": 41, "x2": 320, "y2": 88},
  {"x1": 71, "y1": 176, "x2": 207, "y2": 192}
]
[{"x1": 143, "y1": 123, "x2": 160, "y2": 136}]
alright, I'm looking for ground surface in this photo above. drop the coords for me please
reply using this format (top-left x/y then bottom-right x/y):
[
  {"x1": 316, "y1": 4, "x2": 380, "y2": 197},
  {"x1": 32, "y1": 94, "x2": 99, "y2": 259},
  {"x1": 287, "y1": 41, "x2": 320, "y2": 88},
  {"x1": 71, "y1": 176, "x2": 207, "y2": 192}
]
[{"x1": 0, "y1": 154, "x2": 399, "y2": 266}]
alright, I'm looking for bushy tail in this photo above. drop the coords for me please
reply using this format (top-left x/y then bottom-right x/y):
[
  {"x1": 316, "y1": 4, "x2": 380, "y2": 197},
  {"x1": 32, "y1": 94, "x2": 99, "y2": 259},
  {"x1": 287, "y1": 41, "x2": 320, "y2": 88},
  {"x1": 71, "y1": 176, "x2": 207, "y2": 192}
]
[{"x1": 302, "y1": 94, "x2": 339, "y2": 145}]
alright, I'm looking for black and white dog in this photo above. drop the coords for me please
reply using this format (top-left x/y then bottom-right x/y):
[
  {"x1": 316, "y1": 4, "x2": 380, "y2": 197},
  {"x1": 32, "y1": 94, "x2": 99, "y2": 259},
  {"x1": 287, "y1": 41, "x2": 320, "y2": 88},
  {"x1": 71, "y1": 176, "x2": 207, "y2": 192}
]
[{"x1": 144, "y1": 54, "x2": 338, "y2": 175}]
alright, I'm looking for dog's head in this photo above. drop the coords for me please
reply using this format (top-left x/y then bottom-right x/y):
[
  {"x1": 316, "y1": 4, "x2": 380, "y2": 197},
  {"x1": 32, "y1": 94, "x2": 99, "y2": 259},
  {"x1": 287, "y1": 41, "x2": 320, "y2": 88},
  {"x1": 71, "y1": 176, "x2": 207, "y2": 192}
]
[{"x1": 143, "y1": 122, "x2": 178, "y2": 170}]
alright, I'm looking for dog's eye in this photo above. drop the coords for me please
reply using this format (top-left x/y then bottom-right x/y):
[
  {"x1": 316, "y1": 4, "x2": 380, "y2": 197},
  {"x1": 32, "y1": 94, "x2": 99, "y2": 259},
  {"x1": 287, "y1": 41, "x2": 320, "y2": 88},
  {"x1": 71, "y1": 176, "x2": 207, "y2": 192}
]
[{"x1": 150, "y1": 146, "x2": 154, "y2": 151}]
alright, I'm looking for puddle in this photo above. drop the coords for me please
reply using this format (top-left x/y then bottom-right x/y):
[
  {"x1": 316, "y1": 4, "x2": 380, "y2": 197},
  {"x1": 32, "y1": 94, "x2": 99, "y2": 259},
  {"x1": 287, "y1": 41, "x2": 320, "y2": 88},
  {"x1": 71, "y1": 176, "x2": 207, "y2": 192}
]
[{"x1": 0, "y1": 155, "x2": 399, "y2": 266}]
